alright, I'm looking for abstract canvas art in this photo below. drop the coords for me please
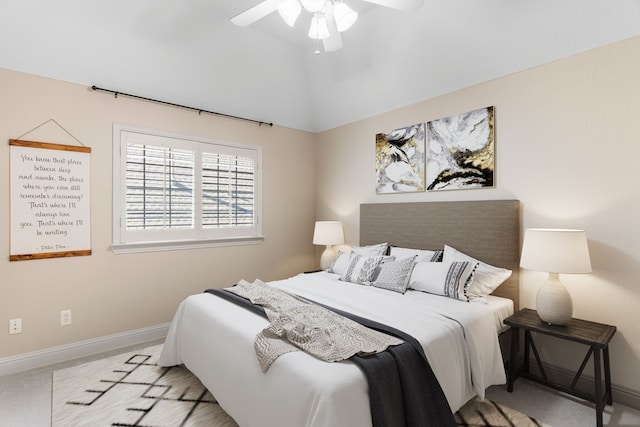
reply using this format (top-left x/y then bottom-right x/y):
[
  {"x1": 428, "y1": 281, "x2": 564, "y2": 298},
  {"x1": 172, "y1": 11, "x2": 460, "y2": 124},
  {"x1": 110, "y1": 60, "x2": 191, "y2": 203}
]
[
  {"x1": 426, "y1": 106, "x2": 495, "y2": 191},
  {"x1": 375, "y1": 123, "x2": 426, "y2": 194}
]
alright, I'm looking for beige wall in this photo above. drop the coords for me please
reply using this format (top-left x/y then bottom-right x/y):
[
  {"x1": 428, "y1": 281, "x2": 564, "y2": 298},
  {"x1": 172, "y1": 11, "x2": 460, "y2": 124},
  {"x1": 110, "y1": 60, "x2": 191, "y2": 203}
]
[
  {"x1": 316, "y1": 36, "x2": 640, "y2": 396},
  {"x1": 0, "y1": 68, "x2": 317, "y2": 358},
  {"x1": 3, "y1": 34, "x2": 640, "y2": 401}
]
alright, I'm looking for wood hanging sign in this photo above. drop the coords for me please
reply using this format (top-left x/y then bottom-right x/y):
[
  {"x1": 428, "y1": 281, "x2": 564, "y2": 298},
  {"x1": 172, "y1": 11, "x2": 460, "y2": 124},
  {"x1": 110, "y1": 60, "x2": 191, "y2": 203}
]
[{"x1": 9, "y1": 139, "x2": 91, "y2": 261}]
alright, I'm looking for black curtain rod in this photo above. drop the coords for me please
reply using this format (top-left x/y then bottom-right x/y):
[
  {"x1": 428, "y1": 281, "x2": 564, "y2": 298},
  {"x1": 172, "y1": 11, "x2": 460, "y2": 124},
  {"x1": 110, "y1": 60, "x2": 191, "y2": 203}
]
[{"x1": 90, "y1": 85, "x2": 273, "y2": 127}]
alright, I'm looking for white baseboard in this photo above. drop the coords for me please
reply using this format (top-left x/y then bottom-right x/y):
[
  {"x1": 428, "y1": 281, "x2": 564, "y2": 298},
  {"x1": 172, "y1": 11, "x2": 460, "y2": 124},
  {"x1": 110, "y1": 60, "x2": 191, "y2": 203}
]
[
  {"x1": 515, "y1": 355, "x2": 640, "y2": 410},
  {"x1": 0, "y1": 323, "x2": 170, "y2": 377}
]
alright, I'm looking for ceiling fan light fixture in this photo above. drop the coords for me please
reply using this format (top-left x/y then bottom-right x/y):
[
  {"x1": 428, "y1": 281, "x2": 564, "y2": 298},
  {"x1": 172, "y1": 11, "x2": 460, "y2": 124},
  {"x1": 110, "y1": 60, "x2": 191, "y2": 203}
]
[
  {"x1": 277, "y1": 0, "x2": 302, "y2": 27},
  {"x1": 333, "y1": 2, "x2": 357, "y2": 32},
  {"x1": 300, "y1": 0, "x2": 326, "y2": 13},
  {"x1": 308, "y1": 13, "x2": 330, "y2": 40}
]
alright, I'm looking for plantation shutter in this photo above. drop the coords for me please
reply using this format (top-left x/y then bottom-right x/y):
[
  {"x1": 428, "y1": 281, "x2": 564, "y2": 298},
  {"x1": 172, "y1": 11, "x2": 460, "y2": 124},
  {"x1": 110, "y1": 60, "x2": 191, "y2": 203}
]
[
  {"x1": 202, "y1": 152, "x2": 255, "y2": 229},
  {"x1": 125, "y1": 143, "x2": 195, "y2": 230}
]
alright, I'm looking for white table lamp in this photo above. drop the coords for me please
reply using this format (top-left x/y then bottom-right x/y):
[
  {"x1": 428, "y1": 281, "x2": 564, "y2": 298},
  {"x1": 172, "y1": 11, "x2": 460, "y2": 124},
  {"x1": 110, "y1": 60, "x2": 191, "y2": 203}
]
[
  {"x1": 313, "y1": 221, "x2": 345, "y2": 270},
  {"x1": 520, "y1": 228, "x2": 592, "y2": 326}
]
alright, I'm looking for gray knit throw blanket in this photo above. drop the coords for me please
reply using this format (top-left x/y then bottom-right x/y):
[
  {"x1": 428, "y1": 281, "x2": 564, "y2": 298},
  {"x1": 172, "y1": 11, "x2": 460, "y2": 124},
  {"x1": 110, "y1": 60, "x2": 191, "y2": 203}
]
[{"x1": 227, "y1": 280, "x2": 403, "y2": 372}]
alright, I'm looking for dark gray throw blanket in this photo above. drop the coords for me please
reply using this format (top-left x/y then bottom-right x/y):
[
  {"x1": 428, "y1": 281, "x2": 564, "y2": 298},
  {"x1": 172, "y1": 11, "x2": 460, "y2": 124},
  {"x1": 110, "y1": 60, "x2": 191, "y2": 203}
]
[{"x1": 206, "y1": 285, "x2": 456, "y2": 427}]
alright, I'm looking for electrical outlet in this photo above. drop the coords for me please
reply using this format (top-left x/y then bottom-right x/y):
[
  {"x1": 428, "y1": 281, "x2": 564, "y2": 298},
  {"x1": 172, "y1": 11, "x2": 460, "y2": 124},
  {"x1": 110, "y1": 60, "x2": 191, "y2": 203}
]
[
  {"x1": 9, "y1": 318, "x2": 22, "y2": 334},
  {"x1": 60, "y1": 310, "x2": 72, "y2": 326}
]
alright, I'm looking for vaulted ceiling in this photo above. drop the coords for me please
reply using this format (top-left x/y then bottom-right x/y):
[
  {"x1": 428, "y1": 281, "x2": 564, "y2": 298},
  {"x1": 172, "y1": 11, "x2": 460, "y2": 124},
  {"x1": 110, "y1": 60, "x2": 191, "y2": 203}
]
[{"x1": 1, "y1": 0, "x2": 638, "y2": 132}]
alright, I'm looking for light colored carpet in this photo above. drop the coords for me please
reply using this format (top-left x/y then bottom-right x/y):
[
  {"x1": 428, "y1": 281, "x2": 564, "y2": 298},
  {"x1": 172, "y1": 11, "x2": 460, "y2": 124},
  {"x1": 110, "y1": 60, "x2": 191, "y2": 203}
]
[{"x1": 52, "y1": 345, "x2": 547, "y2": 426}]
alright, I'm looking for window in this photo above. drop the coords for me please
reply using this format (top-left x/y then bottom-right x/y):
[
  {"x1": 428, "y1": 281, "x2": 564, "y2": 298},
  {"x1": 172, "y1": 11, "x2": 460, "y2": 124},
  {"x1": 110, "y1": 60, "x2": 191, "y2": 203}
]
[{"x1": 112, "y1": 125, "x2": 262, "y2": 253}]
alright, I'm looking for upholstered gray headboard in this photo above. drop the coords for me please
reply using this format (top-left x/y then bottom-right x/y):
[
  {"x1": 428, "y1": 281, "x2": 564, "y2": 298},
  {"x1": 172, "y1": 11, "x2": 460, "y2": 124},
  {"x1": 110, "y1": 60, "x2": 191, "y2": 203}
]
[{"x1": 360, "y1": 200, "x2": 520, "y2": 309}]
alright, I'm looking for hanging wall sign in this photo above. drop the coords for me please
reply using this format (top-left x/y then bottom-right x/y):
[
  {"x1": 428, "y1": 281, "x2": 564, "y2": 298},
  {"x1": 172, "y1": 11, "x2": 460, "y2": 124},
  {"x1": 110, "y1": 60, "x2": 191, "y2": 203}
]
[{"x1": 9, "y1": 139, "x2": 91, "y2": 261}]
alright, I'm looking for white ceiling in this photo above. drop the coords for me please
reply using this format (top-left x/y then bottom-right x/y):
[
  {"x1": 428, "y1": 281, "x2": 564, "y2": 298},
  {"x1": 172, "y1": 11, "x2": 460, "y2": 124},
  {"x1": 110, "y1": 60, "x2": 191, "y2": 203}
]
[{"x1": 0, "y1": 0, "x2": 638, "y2": 132}]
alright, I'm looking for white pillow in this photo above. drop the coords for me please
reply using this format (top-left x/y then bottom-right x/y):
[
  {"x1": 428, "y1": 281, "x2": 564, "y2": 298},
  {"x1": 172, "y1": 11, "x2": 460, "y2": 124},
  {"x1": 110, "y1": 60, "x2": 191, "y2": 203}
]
[
  {"x1": 353, "y1": 243, "x2": 389, "y2": 257},
  {"x1": 328, "y1": 251, "x2": 351, "y2": 275},
  {"x1": 371, "y1": 256, "x2": 416, "y2": 294},
  {"x1": 443, "y1": 245, "x2": 512, "y2": 298},
  {"x1": 390, "y1": 247, "x2": 443, "y2": 262},
  {"x1": 409, "y1": 260, "x2": 477, "y2": 301},
  {"x1": 340, "y1": 253, "x2": 384, "y2": 285}
]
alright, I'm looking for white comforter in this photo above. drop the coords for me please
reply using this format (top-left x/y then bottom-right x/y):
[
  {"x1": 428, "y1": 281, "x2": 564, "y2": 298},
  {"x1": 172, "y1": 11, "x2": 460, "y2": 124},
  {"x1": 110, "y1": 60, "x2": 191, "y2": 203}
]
[{"x1": 159, "y1": 272, "x2": 510, "y2": 427}]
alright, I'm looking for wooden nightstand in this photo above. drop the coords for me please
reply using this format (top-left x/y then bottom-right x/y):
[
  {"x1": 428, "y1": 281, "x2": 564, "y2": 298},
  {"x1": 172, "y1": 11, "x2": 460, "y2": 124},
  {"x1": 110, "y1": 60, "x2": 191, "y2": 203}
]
[{"x1": 504, "y1": 308, "x2": 616, "y2": 427}]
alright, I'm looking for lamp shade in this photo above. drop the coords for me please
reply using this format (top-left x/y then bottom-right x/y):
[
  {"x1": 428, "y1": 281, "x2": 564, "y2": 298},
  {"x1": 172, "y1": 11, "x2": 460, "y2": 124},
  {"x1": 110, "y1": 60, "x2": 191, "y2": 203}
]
[
  {"x1": 520, "y1": 229, "x2": 592, "y2": 274},
  {"x1": 308, "y1": 13, "x2": 330, "y2": 39},
  {"x1": 333, "y1": 2, "x2": 358, "y2": 32},
  {"x1": 277, "y1": 0, "x2": 302, "y2": 27},
  {"x1": 313, "y1": 221, "x2": 344, "y2": 245}
]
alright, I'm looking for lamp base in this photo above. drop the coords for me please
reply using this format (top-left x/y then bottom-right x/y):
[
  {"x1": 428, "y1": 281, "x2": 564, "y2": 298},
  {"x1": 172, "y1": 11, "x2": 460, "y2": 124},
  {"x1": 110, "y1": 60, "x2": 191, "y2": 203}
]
[
  {"x1": 319, "y1": 245, "x2": 336, "y2": 270},
  {"x1": 536, "y1": 272, "x2": 573, "y2": 326}
]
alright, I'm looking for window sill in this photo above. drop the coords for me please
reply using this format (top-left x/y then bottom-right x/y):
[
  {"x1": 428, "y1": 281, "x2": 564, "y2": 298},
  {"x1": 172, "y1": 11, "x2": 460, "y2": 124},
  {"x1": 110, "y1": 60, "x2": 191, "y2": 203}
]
[{"x1": 111, "y1": 236, "x2": 264, "y2": 254}]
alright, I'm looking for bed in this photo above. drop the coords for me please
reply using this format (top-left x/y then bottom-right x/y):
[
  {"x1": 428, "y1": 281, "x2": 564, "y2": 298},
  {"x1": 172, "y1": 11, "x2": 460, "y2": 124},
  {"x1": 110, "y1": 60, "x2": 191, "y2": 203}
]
[{"x1": 159, "y1": 200, "x2": 520, "y2": 427}]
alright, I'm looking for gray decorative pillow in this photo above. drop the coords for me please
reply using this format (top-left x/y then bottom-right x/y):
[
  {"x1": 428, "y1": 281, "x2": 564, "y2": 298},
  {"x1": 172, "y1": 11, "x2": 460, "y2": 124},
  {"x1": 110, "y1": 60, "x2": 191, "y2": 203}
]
[
  {"x1": 328, "y1": 243, "x2": 389, "y2": 275},
  {"x1": 340, "y1": 253, "x2": 384, "y2": 285},
  {"x1": 372, "y1": 256, "x2": 417, "y2": 293},
  {"x1": 431, "y1": 249, "x2": 444, "y2": 262}
]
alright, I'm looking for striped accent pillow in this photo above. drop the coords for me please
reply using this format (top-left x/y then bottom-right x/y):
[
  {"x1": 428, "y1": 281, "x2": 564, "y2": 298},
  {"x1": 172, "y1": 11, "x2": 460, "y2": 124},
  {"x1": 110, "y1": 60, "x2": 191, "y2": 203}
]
[
  {"x1": 408, "y1": 260, "x2": 478, "y2": 301},
  {"x1": 372, "y1": 256, "x2": 417, "y2": 293},
  {"x1": 340, "y1": 253, "x2": 384, "y2": 285},
  {"x1": 328, "y1": 243, "x2": 389, "y2": 275},
  {"x1": 443, "y1": 245, "x2": 512, "y2": 299}
]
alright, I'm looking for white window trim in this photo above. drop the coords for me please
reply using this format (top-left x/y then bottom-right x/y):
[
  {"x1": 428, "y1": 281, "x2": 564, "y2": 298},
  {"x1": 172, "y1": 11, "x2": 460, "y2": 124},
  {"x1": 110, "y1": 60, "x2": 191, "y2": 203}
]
[{"x1": 112, "y1": 124, "x2": 263, "y2": 254}]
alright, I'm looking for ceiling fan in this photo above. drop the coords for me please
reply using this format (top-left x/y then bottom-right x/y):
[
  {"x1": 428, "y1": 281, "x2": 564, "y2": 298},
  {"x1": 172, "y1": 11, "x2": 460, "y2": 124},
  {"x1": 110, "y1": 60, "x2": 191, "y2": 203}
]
[{"x1": 231, "y1": 0, "x2": 424, "y2": 53}]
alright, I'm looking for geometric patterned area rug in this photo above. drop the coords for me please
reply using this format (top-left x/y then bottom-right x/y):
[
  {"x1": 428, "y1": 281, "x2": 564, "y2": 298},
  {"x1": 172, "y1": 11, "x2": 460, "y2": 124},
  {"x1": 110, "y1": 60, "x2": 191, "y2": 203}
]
[
  {"x1": 52, "y1": 345, "x2": 236, "y2": 427},
  {"x1": 52, "y1": 345, "x2": 548, "y2": 427}
]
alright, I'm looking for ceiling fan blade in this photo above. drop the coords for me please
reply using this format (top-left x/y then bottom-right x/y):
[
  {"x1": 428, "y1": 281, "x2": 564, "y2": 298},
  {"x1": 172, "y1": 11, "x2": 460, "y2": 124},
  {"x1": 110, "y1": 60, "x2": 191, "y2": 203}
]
[
  {"x1": 361, "y1": 0, "x2": 423, "y2": 12},
  {"x1": 231, "y1": 0, "x2": 281, "y2": 27},
  {"x1": 323, "y1": 3, "x2": 343, "y2": 52}
]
